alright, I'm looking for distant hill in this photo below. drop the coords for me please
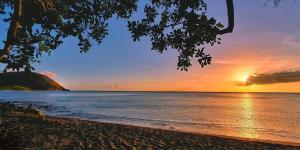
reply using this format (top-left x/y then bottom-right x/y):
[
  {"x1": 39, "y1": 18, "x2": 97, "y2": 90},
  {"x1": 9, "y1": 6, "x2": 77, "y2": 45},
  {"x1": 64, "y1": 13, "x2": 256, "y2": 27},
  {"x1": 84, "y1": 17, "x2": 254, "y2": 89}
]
[{"x1": 0, "y1": 72, "x2": 69, "y2": 91}]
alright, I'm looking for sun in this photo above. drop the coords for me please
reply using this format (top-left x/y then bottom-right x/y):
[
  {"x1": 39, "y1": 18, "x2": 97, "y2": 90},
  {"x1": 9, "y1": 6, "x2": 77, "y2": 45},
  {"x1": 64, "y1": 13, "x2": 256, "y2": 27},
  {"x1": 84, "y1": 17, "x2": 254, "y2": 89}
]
[
  {"x1": 235, "y1": 73, "x2": 250, "y2": 85},
  {"x1": 241, "y1": 75, "x2": 249, "y2": 82}
]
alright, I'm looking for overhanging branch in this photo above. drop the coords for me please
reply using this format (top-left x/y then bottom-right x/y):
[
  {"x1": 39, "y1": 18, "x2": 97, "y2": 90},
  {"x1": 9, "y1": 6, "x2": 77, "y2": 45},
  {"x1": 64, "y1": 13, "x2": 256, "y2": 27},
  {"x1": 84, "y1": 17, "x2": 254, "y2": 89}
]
[{"x1": 215, "y1": 0, "x2": 234, "y2": 35}]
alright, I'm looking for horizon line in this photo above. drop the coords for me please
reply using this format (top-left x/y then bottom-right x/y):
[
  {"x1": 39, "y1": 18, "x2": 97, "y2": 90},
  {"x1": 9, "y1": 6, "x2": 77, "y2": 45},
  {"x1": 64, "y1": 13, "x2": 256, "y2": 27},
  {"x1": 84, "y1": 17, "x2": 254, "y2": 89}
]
[{"x1": 69, "y1": 90, "x2": 300, "y2": 94}]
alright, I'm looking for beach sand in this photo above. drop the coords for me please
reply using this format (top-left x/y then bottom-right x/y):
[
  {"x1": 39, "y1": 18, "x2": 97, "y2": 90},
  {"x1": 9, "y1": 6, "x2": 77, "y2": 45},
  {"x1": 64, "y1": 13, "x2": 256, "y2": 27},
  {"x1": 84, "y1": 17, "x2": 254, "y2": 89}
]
[{"x1": 0, "y1": 103, "x2": 299, "y2": 150}]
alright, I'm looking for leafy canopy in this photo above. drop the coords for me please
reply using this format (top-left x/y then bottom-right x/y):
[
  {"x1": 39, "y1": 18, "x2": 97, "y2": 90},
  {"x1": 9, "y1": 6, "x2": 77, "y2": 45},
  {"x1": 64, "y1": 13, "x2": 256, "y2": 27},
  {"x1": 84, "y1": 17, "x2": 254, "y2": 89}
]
[
  {"x1": 0, "y1": 0, "x2": 137, "y2": 72},
  {"x1": 0, "y1": 0, "x2": 235, "y2": 72},
  {"x1": 128, "y1": 0, "x2": 226, "y2": 71}
]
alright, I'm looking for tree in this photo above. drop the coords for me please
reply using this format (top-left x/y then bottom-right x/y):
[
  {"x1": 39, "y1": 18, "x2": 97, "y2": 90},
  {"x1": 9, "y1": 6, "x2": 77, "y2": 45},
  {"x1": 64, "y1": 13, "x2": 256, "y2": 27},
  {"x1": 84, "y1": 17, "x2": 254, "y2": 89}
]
[
  {"x1": 128, "y1": 0, "x2": 234, "y2": 71},
  {"x1": 0, "y1": 0, "x2": 237, "y2": 72},
  {"x1": 0, "y1": 0, "x2": 137, "y2": 72}
]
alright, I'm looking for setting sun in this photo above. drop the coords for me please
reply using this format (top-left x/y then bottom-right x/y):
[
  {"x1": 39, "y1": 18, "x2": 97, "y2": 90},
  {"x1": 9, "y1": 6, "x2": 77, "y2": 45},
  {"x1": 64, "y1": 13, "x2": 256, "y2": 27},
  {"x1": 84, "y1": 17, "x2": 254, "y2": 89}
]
[{"x1": 241, "y1": 74, "x2": 250, "y2": 82}]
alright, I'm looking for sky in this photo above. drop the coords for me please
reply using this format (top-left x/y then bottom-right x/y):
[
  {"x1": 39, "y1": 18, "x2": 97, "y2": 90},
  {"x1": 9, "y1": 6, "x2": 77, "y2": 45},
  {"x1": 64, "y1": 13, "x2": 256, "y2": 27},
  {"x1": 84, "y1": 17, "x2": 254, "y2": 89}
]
[{"x1": 1, "y1": 0, "x2": 300, "y2": 92}]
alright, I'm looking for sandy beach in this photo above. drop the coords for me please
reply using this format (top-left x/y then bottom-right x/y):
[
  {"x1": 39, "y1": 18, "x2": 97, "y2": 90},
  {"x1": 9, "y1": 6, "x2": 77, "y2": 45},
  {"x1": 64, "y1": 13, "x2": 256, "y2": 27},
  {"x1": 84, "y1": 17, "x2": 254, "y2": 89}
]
[{"x1": 0, "y1": 103, "x2": 299, "y2": 150}]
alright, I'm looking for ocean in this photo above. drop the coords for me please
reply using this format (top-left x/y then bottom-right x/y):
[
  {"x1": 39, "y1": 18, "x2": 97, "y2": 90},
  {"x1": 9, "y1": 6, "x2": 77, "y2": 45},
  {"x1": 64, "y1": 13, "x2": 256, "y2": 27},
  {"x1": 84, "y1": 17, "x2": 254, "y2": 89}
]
[{"x1": 0, "y1": 91, "x2": 299, "y2": 143}]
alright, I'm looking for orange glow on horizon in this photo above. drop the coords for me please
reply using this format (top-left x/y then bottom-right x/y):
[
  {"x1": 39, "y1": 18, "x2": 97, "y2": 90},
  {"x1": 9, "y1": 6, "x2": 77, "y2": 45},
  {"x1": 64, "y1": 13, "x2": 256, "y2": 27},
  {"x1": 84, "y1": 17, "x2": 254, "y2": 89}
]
[{"x1": 64, "y1": 54, "x2": 300, "y2": 93}]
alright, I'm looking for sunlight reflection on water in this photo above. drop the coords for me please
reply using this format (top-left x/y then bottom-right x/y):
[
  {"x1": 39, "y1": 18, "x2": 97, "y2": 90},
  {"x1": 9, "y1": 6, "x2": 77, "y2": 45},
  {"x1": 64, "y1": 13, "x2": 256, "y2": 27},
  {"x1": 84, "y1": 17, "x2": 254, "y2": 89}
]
[{"x1": 239, "y1": 94, "x2": 258, "y2": 138}]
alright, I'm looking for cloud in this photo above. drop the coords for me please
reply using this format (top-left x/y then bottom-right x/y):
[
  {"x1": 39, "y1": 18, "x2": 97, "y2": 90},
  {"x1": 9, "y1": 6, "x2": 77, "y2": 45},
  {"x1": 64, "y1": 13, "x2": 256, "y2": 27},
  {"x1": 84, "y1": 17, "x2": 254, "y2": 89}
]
[
  {"x1": 236, "y1": 71, "x2": 300, "y2": 86},
  {"x1": 103, "y1": 84, "x2": 120, "y2": 89},
  {"x1": 214, "y1": 59, "x2": 240, "y2": 65},
  {"x1": 41, "y1": 71, "x2": 58, "y2": 79},
  {"x1": 282, "y1": 36, "x2": 300, "y2": 48}
]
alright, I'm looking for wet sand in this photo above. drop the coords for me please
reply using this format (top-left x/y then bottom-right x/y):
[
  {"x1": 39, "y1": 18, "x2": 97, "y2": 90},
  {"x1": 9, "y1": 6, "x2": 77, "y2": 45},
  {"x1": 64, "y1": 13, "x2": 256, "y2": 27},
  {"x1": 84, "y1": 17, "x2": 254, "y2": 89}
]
[{"x1": 0, "y1": 103, "x2": 299, "y2": 149}]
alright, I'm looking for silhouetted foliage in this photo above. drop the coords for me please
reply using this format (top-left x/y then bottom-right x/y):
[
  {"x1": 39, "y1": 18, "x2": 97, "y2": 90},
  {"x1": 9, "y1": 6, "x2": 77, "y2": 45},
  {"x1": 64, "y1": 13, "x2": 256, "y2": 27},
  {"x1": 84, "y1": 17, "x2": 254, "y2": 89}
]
[
  {"x1": 128, "y1": 0, "x2": 234, "y2": 71},
  {"x1": 0, "y1": 0, "x2": 137, "y2": 71},
  {"x1": 5, "y1": 0, "x2": 283, "y2": 71},
  {"x1": 264, "y1": 0, "x2": 283, "y2": 7}
]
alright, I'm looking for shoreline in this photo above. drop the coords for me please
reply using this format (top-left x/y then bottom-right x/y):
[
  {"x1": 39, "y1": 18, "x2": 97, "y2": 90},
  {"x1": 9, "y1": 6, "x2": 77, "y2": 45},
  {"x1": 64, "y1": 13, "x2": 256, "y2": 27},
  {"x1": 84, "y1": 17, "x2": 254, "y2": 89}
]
[
  {"x1": 45, "y1": 115, "x2": 300, "y2": 147},
  {"x1": 1, "y1": 102, "x2": 299, "y2": 149},
  {"x1": 49, "y1": 116, "x2": 300, "y2": 147}
]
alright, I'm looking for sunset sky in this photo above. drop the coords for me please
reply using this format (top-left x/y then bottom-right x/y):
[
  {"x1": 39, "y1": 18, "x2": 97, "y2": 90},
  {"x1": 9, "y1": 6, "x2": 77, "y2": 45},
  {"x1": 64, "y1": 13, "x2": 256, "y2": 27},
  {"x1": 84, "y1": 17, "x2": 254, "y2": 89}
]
[{"x1": 1, "y1": 0, "x2": 300, "y2": 92}]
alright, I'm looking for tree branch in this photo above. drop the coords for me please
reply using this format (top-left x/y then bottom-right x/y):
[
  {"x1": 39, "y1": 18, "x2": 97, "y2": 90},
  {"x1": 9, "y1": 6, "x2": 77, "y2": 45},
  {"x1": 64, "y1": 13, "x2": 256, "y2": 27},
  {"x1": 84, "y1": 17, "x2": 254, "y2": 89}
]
[
  {"x1": 0, "y1": 0, "x2": 23, "y2": 60},
  {"x1": 37, "y1": 0, "x2": 55, "y2": 11},
  {"x1": 215, "y1": 0, "x2": 234, "y2": 35}
]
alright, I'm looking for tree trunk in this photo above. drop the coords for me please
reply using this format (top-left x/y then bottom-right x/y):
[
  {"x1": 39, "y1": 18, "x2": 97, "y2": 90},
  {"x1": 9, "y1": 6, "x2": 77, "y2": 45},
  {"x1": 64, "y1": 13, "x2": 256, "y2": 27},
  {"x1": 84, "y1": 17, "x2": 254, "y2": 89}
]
[{"x1": 0, "y1": 0, "x2": 23, "y2": 60}]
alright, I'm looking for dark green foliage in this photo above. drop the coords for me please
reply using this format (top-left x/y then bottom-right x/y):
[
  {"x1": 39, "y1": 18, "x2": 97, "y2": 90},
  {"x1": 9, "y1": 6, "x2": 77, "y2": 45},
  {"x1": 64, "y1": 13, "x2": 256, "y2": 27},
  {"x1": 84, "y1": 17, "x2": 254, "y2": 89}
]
[
  {"x1": 0, "y1": 0, "x2": 238, "y2": 72},
  {"x1": 0, "y1": 72, "x2": 68, "y2": 90},
  {"x1": 0, "y1": 0, "x2": 137, "y2": 71},
  {"x1": 128, "y1": 0, "x2": 222, "y2": 71}
]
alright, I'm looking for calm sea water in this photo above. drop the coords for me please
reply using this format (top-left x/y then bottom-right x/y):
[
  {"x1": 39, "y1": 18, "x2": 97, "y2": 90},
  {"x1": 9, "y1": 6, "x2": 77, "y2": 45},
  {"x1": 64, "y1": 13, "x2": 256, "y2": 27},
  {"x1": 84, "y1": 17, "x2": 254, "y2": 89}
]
[{"x1": 0, "y1": 91, "x2": 299, "y2": 143}]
